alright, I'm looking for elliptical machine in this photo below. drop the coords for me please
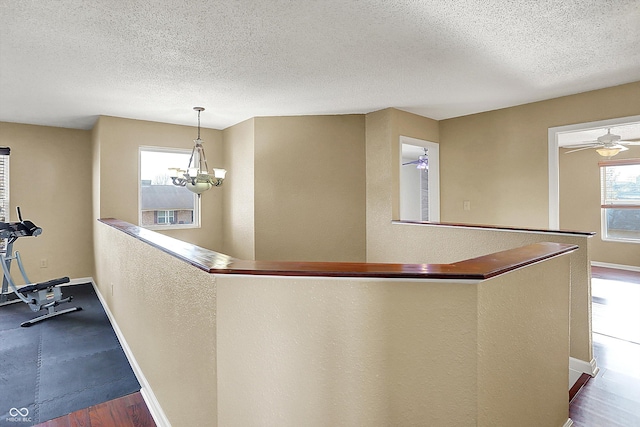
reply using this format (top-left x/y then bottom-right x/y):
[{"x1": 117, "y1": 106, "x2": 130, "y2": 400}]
[{"x1": 0, "y1": 207, "x2": 81, "y2": 327}]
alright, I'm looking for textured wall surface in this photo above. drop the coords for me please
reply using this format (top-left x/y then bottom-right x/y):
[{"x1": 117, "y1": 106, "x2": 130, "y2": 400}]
[
  {"x1": 477, "y1": 256, "x2": 570, "y2": 426},
  {"x1": 254, "y1": 115, "x2": 366, "y2": 262},
  {"x1": 93, "y1": 116, "x2": 225, "y2": 251},
  {"x1": 366, "y1": 108, "x2": 592, "y2": 363},
  {"x1": 439, "y1": 81, "x2": 640, "y2": 231},
  {"x1": 95, "y1": 223, "x2": 218, "y2": 427},
  {"x1": 365, "y1": 108, "x2": 439, "y2": 240},
  {"x1": 560, "y1": 143, "x2": 640, "y2": 268},
  {"x1": 369, "y1": 221, "x2": 592, "y2": 363},
  {"x1": 222, "y1": 118, "x2": 256, "y2": 259},
  {"x1": 216, "y1": 275, "x2": 478, "y2": 426},
  {"x1": 96, "y1": 221, "x2": 573, "y2": 426},
  {"x1": 0, "y1": 121, "x2": 94, "y2": 282}
]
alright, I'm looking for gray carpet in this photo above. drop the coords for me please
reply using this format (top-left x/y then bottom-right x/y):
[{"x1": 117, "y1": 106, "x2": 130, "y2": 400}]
[{"x1": 0, "y1": 283, "x2": 140, "y2": 426}]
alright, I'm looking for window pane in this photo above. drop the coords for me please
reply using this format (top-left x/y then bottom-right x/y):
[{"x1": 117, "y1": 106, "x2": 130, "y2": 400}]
[
  {"x1": 601, "y1": 160, "x2": 640, "y2": 242},
  {"x1": 140, "y1": 148, "x2": 199, "y2": 229},
  {"x1": 0, "y1": 150, "x2": 9, "y2": 253},
  {"x1": 602, "y1": 163, "x2": 640, "y2": 205},
  {"x1": 0, "y1": 151, "x2": 9, "y2": 222},
  {"x1": 604, "y1": 208, "x2": 640, "y2": 241}
]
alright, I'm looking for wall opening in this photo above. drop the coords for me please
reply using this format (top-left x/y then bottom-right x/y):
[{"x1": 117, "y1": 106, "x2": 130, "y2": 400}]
[{"x1": 399, "y1": 136, "x2": 440, "y2": 222}]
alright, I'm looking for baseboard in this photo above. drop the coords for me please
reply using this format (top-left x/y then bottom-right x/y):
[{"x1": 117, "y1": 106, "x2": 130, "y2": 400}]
[
  {"x1": 563, "y1": 418, "x2": 574, "y2": 427},
  {"x1": 570, "y1": 356, "x2": 599, "y2": 377},
  {"x1": 89, "y1": 278, "x2": 172, "y2": 427},
  {"x1": 591, "y1": 261, "x2": 640, "y2": 273},
  {"x1": 66, "y1": 277, "x2": 96, "y2": 286}
]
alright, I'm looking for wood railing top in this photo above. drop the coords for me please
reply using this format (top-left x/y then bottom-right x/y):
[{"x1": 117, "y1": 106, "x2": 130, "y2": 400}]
[
  {"x1": 392, "y1": 220, "x2": 596, "y2": 237},
  {"x1": 99, "y1": 218, "x2": 578, "y2": 281}
]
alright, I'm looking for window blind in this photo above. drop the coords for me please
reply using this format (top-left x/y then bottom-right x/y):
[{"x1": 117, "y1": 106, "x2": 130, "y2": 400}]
[
  {"x1": 599, "y1": 157, "x2": 640, "y2": 242},
  {"x1": 0, "y1": 147, "x2": 9, "y2": 222},
  {"x1": 599, "y1": 158, "x2": 640, "y2": 209},
  {"x1": 0, "y1": 147, "x2": 10, "y2": 253}
]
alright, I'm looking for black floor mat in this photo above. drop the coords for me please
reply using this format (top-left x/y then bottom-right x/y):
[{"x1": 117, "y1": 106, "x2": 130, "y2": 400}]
[{"x1": 0, "y1": 283, "x2": 140, "y2": 426}]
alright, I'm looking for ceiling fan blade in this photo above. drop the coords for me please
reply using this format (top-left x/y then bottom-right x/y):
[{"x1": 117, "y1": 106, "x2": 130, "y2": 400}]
[
  {"x1": 620, "y1": 138, "x2": 640, "y2": 145},
  {"x1": 402, "y1": 160, "x2": 419, "y2": 165},
  {"x1": 561, "y1": 143, "x2": 600, "y2": 149},
  {"x1": 564, "y1": 146, "x2": 598, "y2": 154}
]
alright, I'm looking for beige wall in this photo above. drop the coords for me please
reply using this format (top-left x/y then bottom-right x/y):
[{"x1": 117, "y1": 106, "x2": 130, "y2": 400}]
[
  {"x1": 222, "y1": 118, "x2": 256, "y2": 259},
  {"x1": 254, "y1": 115, "x2": 367, "y2": 262},
  {"x1": 364, "y1": 107, "x2": 591, "y2": 362},
  {"x1": 368, "y1": 221, "x2": 592, "y2": 363},
  {"x1": 0, "y1": 122, "x2": 94, "y2": 282},
  {"x1": 93, "y1": 116, "x2": 225, "y2": 251},
  {"x1": 217, "y1": 275, "x2": 479, "y2": 426},
  {"x1": 477, "y1": 256, "x2": 570, "y2": 426},
  {"x1": 95, "y1": 223, "x2": 217, "y2": 427},
  {"x1": 365, "y1": 108, "x2": 440, "y2": 257},
  {"x1": 439, "y1": 81, "x2": 640, "y2": 231},
  {"x1": 560, "y1": 144, "x2": 640, "y2": 267},
  {"x1": 97, "y1": 221, "x2": 572, "y2": 426}
]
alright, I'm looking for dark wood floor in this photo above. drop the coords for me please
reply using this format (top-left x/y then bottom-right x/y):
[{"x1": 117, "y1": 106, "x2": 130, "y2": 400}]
[
  {"x1": 33, "y1": 266, "x2": 640, "y2": 427},
  {"x1": 569, "y1": 266, "x2": 640, "y2": 426},
  {"x1": 33, "y1": 392, "x2": 155, "y2": 427}
]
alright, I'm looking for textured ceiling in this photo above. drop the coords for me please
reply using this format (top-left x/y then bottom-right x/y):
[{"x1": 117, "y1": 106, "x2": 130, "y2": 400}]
[{"x1": 1, "y1": 1, "x2": 639, "y2": 130}]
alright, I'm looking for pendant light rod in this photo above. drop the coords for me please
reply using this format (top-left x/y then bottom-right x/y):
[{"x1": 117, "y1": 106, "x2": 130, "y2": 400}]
[{"x1": 194, "y1": 106, "x2": 204, "y2": 140}]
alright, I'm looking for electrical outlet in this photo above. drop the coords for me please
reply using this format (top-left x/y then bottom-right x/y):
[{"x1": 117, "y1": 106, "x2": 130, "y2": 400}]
[
  {"x1": 463, "y1": 200, "x2": 471, "y2": 211},
  {"x1": 40, "y1": 258, "x2": 48, "y2": 268}
]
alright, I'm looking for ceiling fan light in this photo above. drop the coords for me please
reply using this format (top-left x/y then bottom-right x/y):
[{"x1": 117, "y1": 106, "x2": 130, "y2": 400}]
[{"x1": 596, "y1": 146, "x2": 622, "y2": 157}]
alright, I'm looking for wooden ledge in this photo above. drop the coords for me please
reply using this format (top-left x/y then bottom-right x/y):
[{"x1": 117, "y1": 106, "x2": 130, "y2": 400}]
[
  {"x1": 99, "y1": 218, "x2": 578, "y2": 281},
  {"x1": 392, "y1": 220, "x2": 596, "y2": 237}
]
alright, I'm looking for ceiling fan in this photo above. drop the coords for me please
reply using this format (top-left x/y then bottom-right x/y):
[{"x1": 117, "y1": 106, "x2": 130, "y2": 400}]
[
  {"x1": 403, "y1": 148, "x2": 429, "y2": 169},
  {"x1": 563, "y1": 128, "x2": 640, "y2": 157}
]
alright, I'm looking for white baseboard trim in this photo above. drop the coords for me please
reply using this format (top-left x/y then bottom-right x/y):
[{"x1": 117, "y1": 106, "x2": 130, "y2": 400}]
[
  {"x1": 570, "y1": 357, "x2": 599, "y2": 377},
  {"x1": 66, "y1": 277, "x2": 96, "y2": 286},
  {"x1": 89, "y1": 278, "x2": 172, "y2": 427},
  {"x1": 591, "y1": 261, "x2": 640, "y2": 273},
  {"x1": 563, "y1": 418, "x2": 574, "y2": 427}
]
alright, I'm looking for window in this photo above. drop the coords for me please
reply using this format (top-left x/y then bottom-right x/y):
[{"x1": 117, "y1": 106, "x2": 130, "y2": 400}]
[
  {"x1": 0, "y1": 147, "x2": 9, "y2": 223},
  {"x1": 139, "y1": 147, "x2": 200, "y2": 229},
  {"x1": 0, "y1": 147, "x2": 9, "y2": 253},
  {"x1": 600, "y1": 158, "x2": 640, "y2": 243},
  {"x1": 156, "y1": 210, "x2": 176, "y2": 224}
]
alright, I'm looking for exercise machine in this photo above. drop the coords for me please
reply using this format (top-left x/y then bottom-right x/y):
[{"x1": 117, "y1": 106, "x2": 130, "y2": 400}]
[{"x1": 0, "y1": 207, "x2": 81, "y2": 327}]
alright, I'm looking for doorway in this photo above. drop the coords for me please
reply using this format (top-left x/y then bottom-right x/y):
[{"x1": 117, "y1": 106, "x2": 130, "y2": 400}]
[{"x1": 547, "y1": 115, "x2": 640, "y2": 229}]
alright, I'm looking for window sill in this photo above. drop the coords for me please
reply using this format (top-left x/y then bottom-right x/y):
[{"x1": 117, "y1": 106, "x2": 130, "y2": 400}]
[
  {"x1": 601, "y1": 237, "x2": 640, "y2": 244},
  {"x1": 142, "y1": 224, "x2": 200, "y2": 231}
]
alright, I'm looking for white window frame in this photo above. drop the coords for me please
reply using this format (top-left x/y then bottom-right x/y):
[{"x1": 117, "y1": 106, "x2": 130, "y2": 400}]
[
  {"x1": 600, "y1": 158, "x2": 640, "y2": 244},
  {"x1": 139, "y1": 146, "x2": 200, "y2": 230},
  {"x1": 0, "y1": 148, "x2": 9, "y2": 253},
  {"x1": 0, "y1": 147, "x2": 9, "y2": 223},
  {"x1": 156, "y1": 210, "x2": 176, "y2": 225}
]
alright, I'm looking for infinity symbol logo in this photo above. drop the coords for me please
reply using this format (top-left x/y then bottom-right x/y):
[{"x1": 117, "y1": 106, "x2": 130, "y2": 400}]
[{"x1": 9, "y1": 407, "x2": 29, "y2": 417}]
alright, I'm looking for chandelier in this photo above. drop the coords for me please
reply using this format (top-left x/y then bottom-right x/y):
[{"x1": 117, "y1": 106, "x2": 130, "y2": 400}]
[{"x1": 169, "y1": 107, "x2": 226, "y2": 195}]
